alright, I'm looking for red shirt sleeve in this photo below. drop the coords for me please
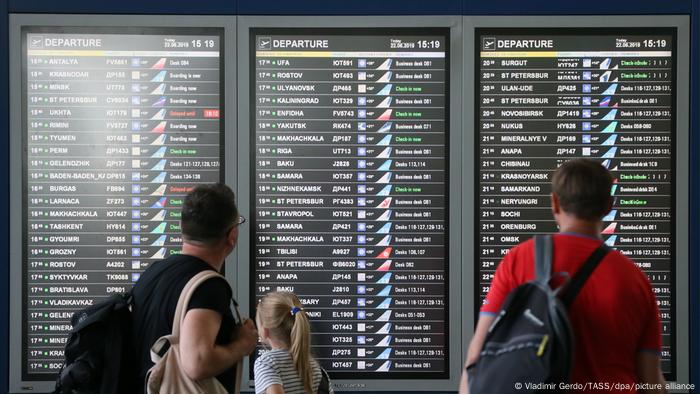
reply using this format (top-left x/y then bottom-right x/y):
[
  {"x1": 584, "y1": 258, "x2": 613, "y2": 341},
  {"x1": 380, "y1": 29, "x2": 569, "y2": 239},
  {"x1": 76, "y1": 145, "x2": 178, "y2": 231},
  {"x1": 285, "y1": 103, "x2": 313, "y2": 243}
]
[
  {"x1": 637, "y1": 277, "x2": 663, "y2": 354},
  {"x1": 480, "y1": 246, "x2": 518, "y2": 315}
]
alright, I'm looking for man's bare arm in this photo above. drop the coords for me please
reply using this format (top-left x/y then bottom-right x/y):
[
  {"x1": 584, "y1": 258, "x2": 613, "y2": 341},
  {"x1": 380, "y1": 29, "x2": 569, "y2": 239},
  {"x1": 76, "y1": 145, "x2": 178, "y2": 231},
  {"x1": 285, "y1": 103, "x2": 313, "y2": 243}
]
[
  {"x1": 636, "y1": 351, "x2": 667, "y2": 394},
  {"x1": 179, "y1": 309, "x2": 257, "y2": 380}
]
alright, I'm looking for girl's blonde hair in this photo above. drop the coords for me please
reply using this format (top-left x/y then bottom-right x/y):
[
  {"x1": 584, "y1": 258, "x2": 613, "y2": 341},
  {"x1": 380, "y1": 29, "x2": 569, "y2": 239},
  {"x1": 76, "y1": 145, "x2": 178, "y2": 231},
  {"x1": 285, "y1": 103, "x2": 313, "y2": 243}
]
[{"x1": 256, "y1": 292, "x2": 313, "y2": 393}]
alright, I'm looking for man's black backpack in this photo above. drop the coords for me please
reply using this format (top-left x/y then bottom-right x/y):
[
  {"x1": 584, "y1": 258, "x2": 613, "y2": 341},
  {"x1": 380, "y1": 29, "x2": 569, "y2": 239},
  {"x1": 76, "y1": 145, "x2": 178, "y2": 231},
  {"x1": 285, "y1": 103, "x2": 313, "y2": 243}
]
[
  {"x1": 53, "y1": 292, "x2": 138, "y2": 394},
  {"x1": 468, "y1": 235, "x2": 610, "y2": 393},
  {"x1": 317, "y1": 367, "x2": 331, "y2": 394}
]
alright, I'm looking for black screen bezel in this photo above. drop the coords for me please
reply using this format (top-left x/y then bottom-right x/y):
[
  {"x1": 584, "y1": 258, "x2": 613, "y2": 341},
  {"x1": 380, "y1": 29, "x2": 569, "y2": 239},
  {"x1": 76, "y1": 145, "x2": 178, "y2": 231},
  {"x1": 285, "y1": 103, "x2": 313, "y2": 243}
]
[
  {"x1": 473, "y1": 27, "x2": 678, "y2": 381},
  {"x1": 20, "y1": 25, "x2": 226, "y2": 381},
  {"x1": 249, "y1": 27, "x2": 451, "y2": 381}
]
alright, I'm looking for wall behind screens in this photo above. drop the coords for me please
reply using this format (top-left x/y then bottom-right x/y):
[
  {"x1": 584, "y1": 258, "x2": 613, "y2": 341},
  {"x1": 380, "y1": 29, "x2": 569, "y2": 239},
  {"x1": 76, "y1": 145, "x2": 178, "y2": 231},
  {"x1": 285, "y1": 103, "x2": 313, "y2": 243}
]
[
  {"x1": 6, "y1": 14, "x2": 690, "y2": 393},
  {"x1": 465, "y1": 15, "x2": 690, "y2": 385},
  {"x1": 9, "y1": 15, "x2": 237, "y2": 393}
]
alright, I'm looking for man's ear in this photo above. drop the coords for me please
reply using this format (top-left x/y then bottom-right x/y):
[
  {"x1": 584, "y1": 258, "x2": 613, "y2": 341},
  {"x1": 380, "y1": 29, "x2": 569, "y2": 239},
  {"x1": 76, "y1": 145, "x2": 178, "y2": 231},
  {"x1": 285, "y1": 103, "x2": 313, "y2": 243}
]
[
  {"x1": 551, "y1": 192, "x2": 561, "y2": 216},
  {"x1": 226, "y1": 226, "x2": 238, "y2": 247}
]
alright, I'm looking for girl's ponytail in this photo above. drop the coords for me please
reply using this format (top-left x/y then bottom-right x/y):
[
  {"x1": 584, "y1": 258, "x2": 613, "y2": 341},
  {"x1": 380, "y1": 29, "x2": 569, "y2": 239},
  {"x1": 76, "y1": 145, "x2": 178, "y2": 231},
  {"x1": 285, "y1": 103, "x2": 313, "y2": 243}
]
[
  {"x1": 257, "y1": 292, "x2": 315, "y2": 394},
  {"x1": 290, "y1": 307, "x2": 313, "y2": 393}
]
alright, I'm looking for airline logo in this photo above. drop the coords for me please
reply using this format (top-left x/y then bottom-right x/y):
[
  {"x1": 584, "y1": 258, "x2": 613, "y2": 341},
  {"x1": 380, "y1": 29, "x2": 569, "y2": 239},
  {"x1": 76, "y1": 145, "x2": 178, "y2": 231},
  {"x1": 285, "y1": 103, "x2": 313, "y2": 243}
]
[
  {"x1": 377, "y1": 72, "x2": 392, "y2": 83},
  {"x1": 376, "y1": 335, "x2": 392, "y2": 346},
  {"x1": 602, "y1": 121, "x2": 617, "y2": 133},
  {"x1": 602, "y1": 83, "x2": 618, "y2": 95},
  {"x1": 601, "y1": 135, "x2": 617, "y2": 146},
  {"x1": 602, "y1": 109, "x2": 617, "y2": 121},
  {"x1": 151, "y1": 134, "x2": 166, "y2": 145},
  {"x1": 377, "y1": 122, "x2": 392, "y2": 133},
  {"x1": 151, "y1": 58, "x2": 166, "y2": 69},
  {"x1": 376, "y1": 97, "x2": 392, "y2": 109},
  {"x1": 150, "y1": 184, "x2": 167, "y2": 196},
  {"x1": 377, "y1": 135, "x2": 392, "y2": 146},
  {"x1": 375, "y1": 235, "x2": 392, "y2": 246},
  {"x1": 152, "y1": 96, "x2": 167, "y2": 107},
  {"x1": 376, "y1": 197, "x2": 392, "y2": 209},
  {"x1": 151, "y1": 84, "x2": 166, "y2": 95},
  {"x1": 150, "y1": 210, "x2": 166, "y2": 221},
  {"x1": 150, "y1": 223, "x2": 167, "y2": 234},
  {"x1": 151, "y1": 109, "x2": 166, "y2": 120},
  {"x1": 376, "y1": 261, "x2": 392, "y2": 272},
  {"x1": 150, "y1": 235, "x2": 167, "y2": 246},
  {"x1": 151, "y1": 248, "x2": 166, "y2": 259},
  {"x1": 376, "y1": 185, "x2": 392, "y2": 196},
  {"x1": 376, "y1": 59, "x2": 392, "y2": 70},
  {"x1": 377, "y1": 85, "x2": 393, "y2": 96},
  {"x1": 376, "y1": 147, "x2": 392, "y2": 158},
  {"x1": 151, "y1": 197, "x2": 168, "y2": 208},
  {"x1": 375, "y1": 311, "x2": 392, "y2": 322},
  {"x1": 603, "y1": 210, "x2": 617, "y2": 222},
  {"x1": 376, "y1": 223, "x2": 392, "y2": 234},
  {"x1": 376, "y1": 210, "x2": 392, "y2": 221},
  {"x1": 376, "y1": 247, "x2": 392, "y2": 259},
  {"x1": 376, "y1": 298, "x2": 392, "y2": 309},
  {"x1": 376, "y1": 273, "x2": 392, "y2": 284},
  {"x1": 151, "y1": 147, "x2": 167, "y2": 158},
  {"x1": 376, "y1": 323, "x2": 392, "y2": 334},
  {"x1": 376, "y1": 172, "x2": 392, "y2": 183},
  {"x1": 151, "y1": 71, "x2": 166, "y2": 83},
  {"x1": 151, "y1": 159, "x2": 167, "y2": 171},
  {"x1": 602, "y1": 222, "x2": 617, "y2": 234},
  {"x1": 377, "y1": 110, "x2": 392, "y2": 121}
]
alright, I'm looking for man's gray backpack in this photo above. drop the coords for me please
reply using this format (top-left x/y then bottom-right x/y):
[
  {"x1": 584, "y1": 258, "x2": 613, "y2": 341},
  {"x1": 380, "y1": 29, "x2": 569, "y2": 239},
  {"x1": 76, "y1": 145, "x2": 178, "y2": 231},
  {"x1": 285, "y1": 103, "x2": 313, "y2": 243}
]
[{"x1": 467, "y1": 235, "x2": 609, "y2": 393}]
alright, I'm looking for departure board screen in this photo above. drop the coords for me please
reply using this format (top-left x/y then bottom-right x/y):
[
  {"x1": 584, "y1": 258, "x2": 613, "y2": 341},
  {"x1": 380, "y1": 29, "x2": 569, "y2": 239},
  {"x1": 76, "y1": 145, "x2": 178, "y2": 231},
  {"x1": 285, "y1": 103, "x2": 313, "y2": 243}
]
[
  {"x1": 476, "y1": 29, "x2": 676, "y2": 377},
  {"x1": 22, "y1": 27, "x2": 223, "y2": 379},
  {"x1": 251, "y1": 29, "x2": 449, "y2": 378}
]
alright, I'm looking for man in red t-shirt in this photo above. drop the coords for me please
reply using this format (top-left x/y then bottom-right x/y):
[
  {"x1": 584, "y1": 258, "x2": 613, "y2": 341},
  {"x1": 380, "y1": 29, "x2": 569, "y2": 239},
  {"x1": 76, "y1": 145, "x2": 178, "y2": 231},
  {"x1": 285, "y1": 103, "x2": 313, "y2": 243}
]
[{"x1": 459, "y1": 159, "x2": 666, "y2": 393}]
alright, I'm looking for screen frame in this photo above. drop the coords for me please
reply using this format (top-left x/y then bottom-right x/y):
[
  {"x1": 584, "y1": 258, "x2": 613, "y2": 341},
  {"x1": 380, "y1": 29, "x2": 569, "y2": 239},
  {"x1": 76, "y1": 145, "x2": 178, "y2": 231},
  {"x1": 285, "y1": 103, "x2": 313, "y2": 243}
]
[
  {"x1": 237, "y1": 15, "x2": 464, "y2": 392},
  {"x1": 473, "y1": 25, "x2": 678, "y2": 379},
  {"x1": 8, "y1": 14, "x2": 237, "y2": 393},
  {"x1": 248, "y1": 26, "x2": 451, "y2": 381},
  {"x1": 462, "y1": 15, "x2": 691, "y2": 386}
]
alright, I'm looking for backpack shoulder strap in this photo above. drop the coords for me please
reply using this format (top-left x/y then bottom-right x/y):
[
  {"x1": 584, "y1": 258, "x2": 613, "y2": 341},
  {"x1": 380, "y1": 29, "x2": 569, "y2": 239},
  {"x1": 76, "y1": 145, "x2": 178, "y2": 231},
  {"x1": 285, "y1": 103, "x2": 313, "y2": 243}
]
[
  {"x1": 533, "y1": 235, "x2": 553, "y2": 285},
  {"x1": 559, "y1": 242, "x2": 610, "y2": 308},
  {"x1": 172, "y1": 270, "x2": 225, "y2": 337}
]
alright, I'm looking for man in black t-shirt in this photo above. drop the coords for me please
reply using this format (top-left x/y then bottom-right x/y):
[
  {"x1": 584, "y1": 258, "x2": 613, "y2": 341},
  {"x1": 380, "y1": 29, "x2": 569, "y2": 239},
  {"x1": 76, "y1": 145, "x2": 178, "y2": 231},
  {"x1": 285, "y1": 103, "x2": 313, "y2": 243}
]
[{"x1": 131, "y1": 183, "x2": 258, "y2": 392}]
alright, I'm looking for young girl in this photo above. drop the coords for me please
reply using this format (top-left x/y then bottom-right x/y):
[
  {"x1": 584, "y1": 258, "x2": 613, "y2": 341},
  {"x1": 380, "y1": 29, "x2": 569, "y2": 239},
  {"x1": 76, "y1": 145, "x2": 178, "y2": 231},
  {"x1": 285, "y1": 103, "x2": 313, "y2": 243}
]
[{"x1": 254, "y1": 292, "x2": 333, "y2": 394}]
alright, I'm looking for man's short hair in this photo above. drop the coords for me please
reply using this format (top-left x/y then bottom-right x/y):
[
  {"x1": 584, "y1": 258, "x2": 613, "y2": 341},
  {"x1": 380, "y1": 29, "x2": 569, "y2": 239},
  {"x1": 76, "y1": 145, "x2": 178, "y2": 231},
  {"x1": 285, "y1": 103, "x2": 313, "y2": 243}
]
[
  {"x1": 181, "y1": 183, "x2": 239, "y2": 245},
  {"x1": 551, "y1": 159, "x2": 613, "y2": 221}
]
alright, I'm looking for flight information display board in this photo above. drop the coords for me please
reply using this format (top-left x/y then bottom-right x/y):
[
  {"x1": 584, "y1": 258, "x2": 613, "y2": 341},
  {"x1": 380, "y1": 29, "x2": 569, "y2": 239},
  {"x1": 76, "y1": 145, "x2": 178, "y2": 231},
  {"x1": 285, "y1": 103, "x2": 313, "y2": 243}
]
[
  {"x1": 22, "y1": 27, "x2": 223, "y2": 379},
  {"x1": 476, "y1": 29, "x2": 676, "y2": 376},
  {"x1": 251, "y1": 28, "x2": 449, "y2": 378}
]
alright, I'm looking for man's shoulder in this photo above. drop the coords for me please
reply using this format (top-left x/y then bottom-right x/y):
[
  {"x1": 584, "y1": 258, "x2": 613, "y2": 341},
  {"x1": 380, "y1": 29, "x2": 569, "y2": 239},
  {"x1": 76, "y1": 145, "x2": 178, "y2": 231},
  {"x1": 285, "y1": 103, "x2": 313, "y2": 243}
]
[
  {"x1": 503, "y1": 238, "x2": 535, "y2": 262},
  {"x1": 142, "y1": 254, "x2": 212, "y2": 280}
]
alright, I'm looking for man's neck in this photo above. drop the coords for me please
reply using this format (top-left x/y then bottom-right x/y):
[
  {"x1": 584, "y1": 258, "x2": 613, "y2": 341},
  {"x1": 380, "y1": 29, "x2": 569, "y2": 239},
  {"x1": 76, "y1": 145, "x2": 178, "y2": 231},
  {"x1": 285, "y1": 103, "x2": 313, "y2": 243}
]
[
  {"x1": 181, "y1": 242, "x2": 224, "y2": 271},
  {"x1": 557, "y1": 218, "x2": 602, "y2": 240}
]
